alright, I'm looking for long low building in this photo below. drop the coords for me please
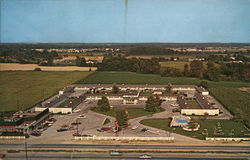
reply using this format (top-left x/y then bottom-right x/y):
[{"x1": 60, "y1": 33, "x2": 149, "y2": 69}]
[
  {"x1": 74, "y1": 84, "x2": 166, "y2": 92},
  {"x1": 85, "y1": 92, "x2": 177, "y2": 105},
  {"x1": 35, "y1": 94, "x2": 84, "y2": 114},
  {"x1": 178, "y1": 93, "x2": 219, "y2": 116}
]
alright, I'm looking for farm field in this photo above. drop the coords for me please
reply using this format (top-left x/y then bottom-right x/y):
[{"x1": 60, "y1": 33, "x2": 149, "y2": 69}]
[
  {"x1": 76, "y1": 71, "x2": 249, "y2": 88},
  {"x1": 159, "y1": 61, "x2": 219, "y2": 71},
  {"x1": 160, "y1": 61, "x2": 193, "y2": 71},
  {"x1": 0, "y1": 71, "x2": 93, "y2": 112},
  {"x1": 0, "y1": 63, "x2": 97, "y2": 71},
  {"x1": 76, "y1": 71, "x2": 201, "y2": 85},
  {"x1": 140, "y1": 119, "x2": 250, "y2": 140},
  {"x1": 208, "y1": 87, "x2": 250, "y2": 128}
]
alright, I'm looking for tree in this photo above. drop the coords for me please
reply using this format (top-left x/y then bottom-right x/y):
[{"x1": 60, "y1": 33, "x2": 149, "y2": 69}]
[
  {"x1": 115, "y1": 109, "x2": 128, "y2": 127},
  {"x1": 97, "y1": 96, "x2": 110, "y2": 112},
  {"x1": 145, "y1": 96, "x2": 163, "y2": 112},
  {"x1": 112, "y1": 85, "x2": 119, "y2": 94},
  {"x1": 199, "y1": 80, "x2": 209, "y2": 89},
  {"x1": 165, "y1": 83, "x2": 172, "y2": 93},
  {"x1": 183, "y1": 64, "x2": 189, "y2": 76},
  {"x1": 76, "y1": 56, "x2": 87, "y2": 67},
  {"x1": 190, "y1": 60, "x2": 204, "y2": 78}
]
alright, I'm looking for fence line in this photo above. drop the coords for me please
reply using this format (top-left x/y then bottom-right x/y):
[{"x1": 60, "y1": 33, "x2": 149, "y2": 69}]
[
  {"x1": 74, "y1": 136, "x2": 174, "y2": 141},
  {"x1": 0, "y1": 136, "x2": 26, "y2": 140},
  {"x1": 206, "y1": 137, "x2": 250, "y2": 142}
]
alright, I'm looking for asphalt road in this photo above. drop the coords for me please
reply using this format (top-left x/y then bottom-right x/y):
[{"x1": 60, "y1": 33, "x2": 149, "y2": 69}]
[
  {"x1": 1, "y1": 143, "x2": 250, "y2": 151},
  {"x1": 5, "y1": 152, "x2": 250, "y2": 160}
]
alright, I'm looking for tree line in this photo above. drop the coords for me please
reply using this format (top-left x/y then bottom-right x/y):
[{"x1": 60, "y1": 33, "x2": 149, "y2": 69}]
[{"x1": 98, "y1": 54, "x2": 160, "y2": 74}]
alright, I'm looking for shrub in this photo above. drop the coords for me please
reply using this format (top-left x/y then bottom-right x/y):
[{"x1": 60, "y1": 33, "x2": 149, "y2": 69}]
[{"x1": 34, "y1": 67, "x2": 42, "y2": 71}]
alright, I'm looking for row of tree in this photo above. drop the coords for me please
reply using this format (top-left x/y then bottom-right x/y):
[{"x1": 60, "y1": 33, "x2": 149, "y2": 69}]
[
  {"x1": 98, "y1": 54, "x2": 160, "y2": 74},
  {"x1": 160, "y1": 60, "x2": 250, "y2": 82}
]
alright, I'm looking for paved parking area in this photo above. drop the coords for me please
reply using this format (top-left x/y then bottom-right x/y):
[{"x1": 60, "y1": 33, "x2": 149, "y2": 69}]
[{"x1": 26, "y1": 95, "x2": 231, "y2": 144}]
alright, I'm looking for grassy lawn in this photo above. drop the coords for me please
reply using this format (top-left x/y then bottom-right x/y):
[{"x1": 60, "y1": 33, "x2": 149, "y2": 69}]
[
  {"x1": 91, "y1": 107, "x2": 163, "y2": 119},
  {"x1": 76, "y1": 71, "x2": 201, "y2": 85},
  {"x1": 0, "y1": 71, "x2": 93, "y2": 112},
  {"x1": 187, "y1": 100, "x2": 201, "y2": 109},
  {"x1": 141, "y1": 118, "x2": 250, "y2": 140}
]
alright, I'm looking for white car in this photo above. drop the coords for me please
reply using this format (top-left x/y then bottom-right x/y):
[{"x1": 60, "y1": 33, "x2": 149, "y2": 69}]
[
  {"x1": 139, "y1": 154, "x2": 152, "y2": 159},
  {"x1": 78, "y1": 114, "x2": 86, "y2": 119},
  {"x1": 132, "y1": 126, "x2": 138, "y2": 130},
  {"x1": 73, "y1": 109, "x2": 80, "y2": 113}
]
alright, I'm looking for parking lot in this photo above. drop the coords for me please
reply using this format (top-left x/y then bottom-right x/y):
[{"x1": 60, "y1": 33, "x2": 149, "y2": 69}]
[
  {"x1": 25, "y1": 99, "x2": 180, "y2": 143},
  {"x1": 25, "y1": 93, "x2": 230, "y2": 144}
]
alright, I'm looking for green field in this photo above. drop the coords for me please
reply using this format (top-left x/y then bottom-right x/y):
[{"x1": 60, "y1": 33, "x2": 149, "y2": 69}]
[
  {"x1": 76, "y1": 71, "x2": 201, "y2": 85},
  {"x1": 208, "y1": 87, "x2": 250, "y2": 127},
  {"x1": 0, "y1": 71, "x2": 93, "y2": 112},
  {"x1": 159, "y1": 61, "x2": 223, "y2": 72},
  {"x1": 141, "y1": 119, "x2": 250, "y2": 140},
  {"x1": 76, "y1": 71, "x2": 249, "y2": 88},
  {"x1": 91, "y1": 107, "x2": 163, "y2": 119},
  {"x1": 160, "y1": 62, "x2": 191, "y2": 71}
]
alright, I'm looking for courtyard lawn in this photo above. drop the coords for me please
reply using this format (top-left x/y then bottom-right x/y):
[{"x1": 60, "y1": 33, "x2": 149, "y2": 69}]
[
  {"x1": 140, "y1": 119, "x2": 250, "y2": 140},
  {"x1": 0, "y1": 71, "x2": 93, "y2": 112},
  {"x1": 91, "y1": 107, "x2": 164, "y2": 119},
  {"x1": 187, "y1": 100, "x2": 201, "y2": 109}
]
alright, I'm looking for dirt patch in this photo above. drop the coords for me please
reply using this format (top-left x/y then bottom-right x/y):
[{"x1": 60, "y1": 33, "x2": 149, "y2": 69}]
[
  {"x1": 0, "y1": 63, "x2": 97, "y2": 71},
  {"x1": 238, "y1": 87, "x2": 250, "y2": 93}
]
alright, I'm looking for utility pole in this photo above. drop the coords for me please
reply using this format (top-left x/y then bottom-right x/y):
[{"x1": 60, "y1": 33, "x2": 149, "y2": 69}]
[
  {"x1": 43, "y1": 88, "x2": 45, "y2": 101},
  {"x1": 25, "y1": 142, "x2": 27, "y2": 159},
  {"x1": 76, "y1": 119, "x2": 79, "y2": 136}
]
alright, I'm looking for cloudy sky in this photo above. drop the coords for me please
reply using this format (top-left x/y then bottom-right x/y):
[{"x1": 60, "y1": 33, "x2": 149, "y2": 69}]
[{"x1": 1, "y1": 0, "x2": 250, "y2": 43}]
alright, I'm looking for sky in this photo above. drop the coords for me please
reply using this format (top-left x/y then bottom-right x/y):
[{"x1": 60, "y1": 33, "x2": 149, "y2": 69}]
[{"x1": 1, "y1": 0, "x2": 250, "y2": 43}]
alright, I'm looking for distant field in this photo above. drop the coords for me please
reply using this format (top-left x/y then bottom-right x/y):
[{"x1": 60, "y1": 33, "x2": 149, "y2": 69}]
[
  {"x1": 141, "y1": 119, "x2": 250, "y2": 139},
  {"x1": 0, "y1": 63, "x2": 97, "y2": 71},
  {"x1": 0, "y1": 71, "x2": 93, "y2": 112},
  {"x1": 76, "y1": 71, "x2": 201, "y2": 85},
  {"x1": 160, "y1": 61, "x2": 210, "y2": 71},
  {"x1": 160, "y1": 62, "x2": 191, "y2": 71}
]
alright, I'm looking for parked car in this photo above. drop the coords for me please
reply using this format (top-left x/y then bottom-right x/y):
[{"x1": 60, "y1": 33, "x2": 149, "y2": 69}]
[
  {"x1": 72, "y1": 133, "x2": 81, "y2": 136},
  {"x1": 73, "y1": 109, "x2": 80, "y2": 113},
  {"x1": 78, "y1": 114, "x2": 86, "y2": 119},
  {"x1": 31, "y1": 131, "x2": 41, "y2": 136},
  {"x1": 132, "y1": 126, "x2": 138, "y2": 130},
  {"x1": 71, "y1": 121, "x2": 81, "y2": 125},
  {"x1": 0, "y1": 154, "x2": 5, "y2": 158},
  {"x1": 57, "y1": 128, "x2": 68, "y2": 132},
  {"x1": 141, "y1": 128, "x2": 148, "y2": 132}
]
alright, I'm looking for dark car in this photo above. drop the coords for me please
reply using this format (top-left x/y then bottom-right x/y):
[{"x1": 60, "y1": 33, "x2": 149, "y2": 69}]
[
  {"x1": 141, "y1": 128, "x2": 148, "y2": 132},
  {"x1": 57, "y1": 128, "x2": 68, "y2": 132},
  {"x1": 31, "y1": 131, "x2": 41, "y2": 136}
]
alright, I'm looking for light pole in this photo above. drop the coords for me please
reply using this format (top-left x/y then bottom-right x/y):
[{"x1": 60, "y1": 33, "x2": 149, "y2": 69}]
[{"x1": 25, "y1": 141, "x2": 28, "y2": 160}]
